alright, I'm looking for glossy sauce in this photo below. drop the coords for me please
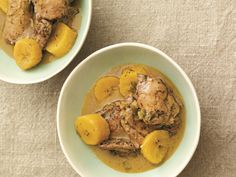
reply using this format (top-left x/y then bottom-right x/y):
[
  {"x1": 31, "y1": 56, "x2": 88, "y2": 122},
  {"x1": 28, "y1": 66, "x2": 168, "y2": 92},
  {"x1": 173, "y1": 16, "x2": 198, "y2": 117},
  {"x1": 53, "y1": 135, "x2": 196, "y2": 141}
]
[
  {"x1": 0, "y1": 2, "x2": 82, "y2": 63},
  {"x1": 81, "y1": 64, "x2": 185, "y2": 173}
]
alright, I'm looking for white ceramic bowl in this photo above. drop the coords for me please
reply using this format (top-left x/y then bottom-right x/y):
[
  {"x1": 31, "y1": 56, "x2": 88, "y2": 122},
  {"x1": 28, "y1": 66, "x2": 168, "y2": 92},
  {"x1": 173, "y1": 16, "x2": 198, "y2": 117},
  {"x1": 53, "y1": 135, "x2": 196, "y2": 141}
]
[
  {"x1": 57, "y1": 43, "x2": 201, "y2": 177},
  {"x1": 0, "y1": 0, "x2": 92, "y2": 84}
]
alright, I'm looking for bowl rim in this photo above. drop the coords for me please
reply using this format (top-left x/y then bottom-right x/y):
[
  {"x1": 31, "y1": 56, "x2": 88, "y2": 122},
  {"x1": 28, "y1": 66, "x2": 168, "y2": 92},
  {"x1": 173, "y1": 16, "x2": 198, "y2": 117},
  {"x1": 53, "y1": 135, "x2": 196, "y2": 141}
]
[
  {"x1": 57, "y1": 42, "x2": 201, "y2": 177},
  {"x1": 0, "y1": 0, "x2": 92, "y2": 85}
]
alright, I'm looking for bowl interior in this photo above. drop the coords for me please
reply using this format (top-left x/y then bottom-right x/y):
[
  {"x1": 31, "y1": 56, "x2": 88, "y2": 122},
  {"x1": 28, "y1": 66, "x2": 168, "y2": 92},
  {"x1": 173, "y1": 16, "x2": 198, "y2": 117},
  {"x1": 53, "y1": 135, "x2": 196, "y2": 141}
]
[
  {"x1": 58, "y1": 44, "x2": 200, "y2": 177},
  {"x1": 0, "y1": 0, "x2": 91, "y2": 84}
]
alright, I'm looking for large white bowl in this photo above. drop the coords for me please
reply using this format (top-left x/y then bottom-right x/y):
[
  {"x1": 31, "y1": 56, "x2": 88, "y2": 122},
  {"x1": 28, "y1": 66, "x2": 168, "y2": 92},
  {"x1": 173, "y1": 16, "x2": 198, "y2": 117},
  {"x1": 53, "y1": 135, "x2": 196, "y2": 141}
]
[
  {"x1": 0, "y1": 0, "x2": 92, "y2": 84},
  {"x1": 57, "y1": 43, "x2": 201, "y2": 177}
]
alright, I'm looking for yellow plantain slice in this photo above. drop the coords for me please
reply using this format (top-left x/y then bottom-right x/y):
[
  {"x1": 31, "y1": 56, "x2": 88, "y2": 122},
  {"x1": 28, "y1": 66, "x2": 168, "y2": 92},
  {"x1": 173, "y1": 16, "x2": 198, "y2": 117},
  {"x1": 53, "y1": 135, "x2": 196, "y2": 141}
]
[
  {"x1": 141, "y1": 130, "x2": 169, "y2": 164},
  {"x1": 46, "y1": 23, "x2": 77, "y2": 57},
  {"x1": 75, "y1": 114, "x2": 110, "y2": 145},
  {"x1": 0, "y1": 0, "x2": 8, "y2": 13},
  {"x1": 119, "y1": 65, "x2": 147, "y2": 97},
  {"x1": 94, "y1": 76, "x2": 120, "y2": 101},
  {"x1": 13, "y1": 38, "x2": 42, "y2": 70}
]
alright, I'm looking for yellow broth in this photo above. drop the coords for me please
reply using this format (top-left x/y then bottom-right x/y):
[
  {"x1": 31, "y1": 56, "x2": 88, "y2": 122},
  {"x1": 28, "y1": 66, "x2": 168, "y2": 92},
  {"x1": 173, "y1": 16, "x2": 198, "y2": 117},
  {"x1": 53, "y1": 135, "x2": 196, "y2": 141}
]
[{"x1": 81, "y1": 64, "x2": 185, "y2": 173}]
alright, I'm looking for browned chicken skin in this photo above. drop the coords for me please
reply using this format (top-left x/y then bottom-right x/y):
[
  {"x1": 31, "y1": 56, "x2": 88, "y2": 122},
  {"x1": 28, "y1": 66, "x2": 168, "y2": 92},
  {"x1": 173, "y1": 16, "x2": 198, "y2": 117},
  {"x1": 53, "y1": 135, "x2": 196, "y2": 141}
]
[
  {"x1": 32, "y1": 0, "x2": 70, "y2": 20},
  {"x1": 4, "y1": 0, "x2": 31, "y2": 45},
  {"x1": 136, "y1": 74, "x2": 168, "y2": 113},
  {"x1": 135, "y1": 74, "x2": 182, "y2": 134},
  {"x1": 99, "y1": 138, "x2": 136, "y2": 154},
  {"x1": 33, "y1": 18, "x2": 52, "y2": 48},
  {"x1": 20, "y1": 18, "x2": 52, "y2": 48}
]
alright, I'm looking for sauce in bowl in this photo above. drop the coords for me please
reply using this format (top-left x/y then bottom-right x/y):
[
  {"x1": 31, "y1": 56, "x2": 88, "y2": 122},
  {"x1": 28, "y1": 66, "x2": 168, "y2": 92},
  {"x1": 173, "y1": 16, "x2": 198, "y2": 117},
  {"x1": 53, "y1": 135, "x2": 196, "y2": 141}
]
[{"x1": 80, "y1": 64, "x2": 185, "y2": 173}]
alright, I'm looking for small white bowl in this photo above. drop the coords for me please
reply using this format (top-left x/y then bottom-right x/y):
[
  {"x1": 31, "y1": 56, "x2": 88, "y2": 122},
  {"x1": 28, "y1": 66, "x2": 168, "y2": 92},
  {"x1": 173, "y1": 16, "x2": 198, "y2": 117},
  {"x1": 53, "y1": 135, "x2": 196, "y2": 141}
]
[
  {"x1": 0, "y1": 0, "x2": 92, "y2": 84},
  {"x1": 57, "y1": 43, "x2": 201, "y2": 177}
]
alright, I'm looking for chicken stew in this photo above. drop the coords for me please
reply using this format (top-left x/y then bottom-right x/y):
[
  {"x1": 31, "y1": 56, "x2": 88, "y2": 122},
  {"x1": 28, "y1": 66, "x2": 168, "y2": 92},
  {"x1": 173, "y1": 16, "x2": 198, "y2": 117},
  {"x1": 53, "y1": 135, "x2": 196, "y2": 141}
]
[
  {"x1": 75, "y1": 64, "x2": 185, "y2": 173},
  {"x1": 0, "y1": 0, "x2": 81, "y2": 70}
]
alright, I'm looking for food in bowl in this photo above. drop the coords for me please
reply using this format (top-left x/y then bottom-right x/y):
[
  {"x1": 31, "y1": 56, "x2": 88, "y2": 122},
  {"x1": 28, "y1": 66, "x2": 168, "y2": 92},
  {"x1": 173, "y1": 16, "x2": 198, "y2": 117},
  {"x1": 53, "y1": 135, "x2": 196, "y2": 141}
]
[
  {"x1": 75, "y1": 64, "x2": 185, "y2": 173},
  {"x1": 0, "y1": 0, "x2": 81, "y2": 70}
]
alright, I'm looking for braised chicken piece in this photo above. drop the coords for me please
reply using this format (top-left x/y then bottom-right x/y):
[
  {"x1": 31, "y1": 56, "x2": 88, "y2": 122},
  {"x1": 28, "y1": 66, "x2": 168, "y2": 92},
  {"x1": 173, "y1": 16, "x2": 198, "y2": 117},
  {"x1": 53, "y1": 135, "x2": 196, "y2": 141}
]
[
  {"x1": 57, "y1": 6, "x2": 80, "y2": 24},
  {"x1": 3, "y1": 0, "x2": 52, "y2": 48},
  {"x1": 135, "y1": 74, "x2": 182, "y2": 134},
  {"x1": 32, "y1": 18, "x2": 52, "y2": 48},
  {"x1": 120, "y1": 105, "x2": 155, "y2": 148},
  {"x1": 32, "y1": 0, "x2": 78, "y2": 20},
  {"x1": 4, "y1": 0, "x2": 31, "y2": 45},
  {"x1": 99, "y1": 138, "x2": 136, "y2": 155},
  {"x1": 135, "y1": 74, "x2": 168, "y2": 113},
  {"x1": 97, "y1": 100, "x2": 137, "y2": 154},
  {"x1": 21, "y1": 18, "x2": 52, "y2": 48},
  {"x1": 32, "y1": 0, "x2": 68, "y2": 20},
  {"x1": 98, "y1": 99, "x2": 147, "y2": 152},
  {"x1": 98, "y1": 100, "x2": 129, "y2": 139}
]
